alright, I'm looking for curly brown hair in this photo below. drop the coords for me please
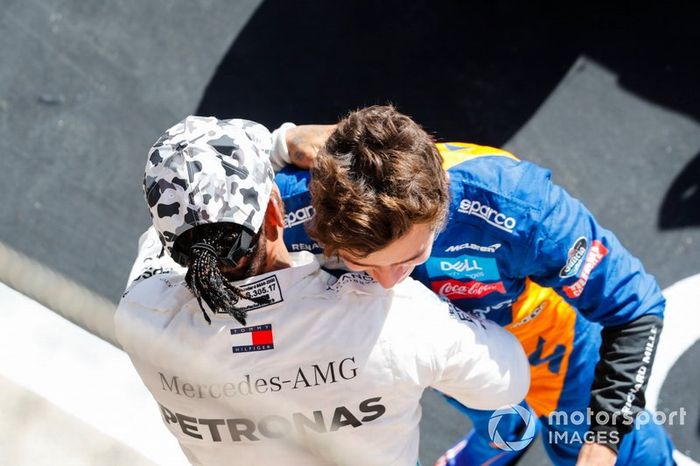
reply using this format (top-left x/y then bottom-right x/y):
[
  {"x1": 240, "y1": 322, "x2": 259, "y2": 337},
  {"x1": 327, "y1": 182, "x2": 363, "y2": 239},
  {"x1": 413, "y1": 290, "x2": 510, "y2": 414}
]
[{"x1": 309, "y1": 105, "x2": 449, "y2": 258}]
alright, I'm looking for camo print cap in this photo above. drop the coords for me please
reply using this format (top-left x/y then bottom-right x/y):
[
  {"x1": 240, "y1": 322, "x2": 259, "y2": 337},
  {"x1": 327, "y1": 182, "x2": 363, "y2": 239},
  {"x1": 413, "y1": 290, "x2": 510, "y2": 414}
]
[{"x1": 144, "y1": 116, "x2": 274, "y2": 259}]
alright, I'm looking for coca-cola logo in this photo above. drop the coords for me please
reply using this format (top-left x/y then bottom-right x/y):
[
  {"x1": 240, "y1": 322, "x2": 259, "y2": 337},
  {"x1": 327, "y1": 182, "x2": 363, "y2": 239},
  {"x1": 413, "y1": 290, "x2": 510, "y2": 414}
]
[{"x1": 431, "y1": 279, "x2": 506, "y2": 299}]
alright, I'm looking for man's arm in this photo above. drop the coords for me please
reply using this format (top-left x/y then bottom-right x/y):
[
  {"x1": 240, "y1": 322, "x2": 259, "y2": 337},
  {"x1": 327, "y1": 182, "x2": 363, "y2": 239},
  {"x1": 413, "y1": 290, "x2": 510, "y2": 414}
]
[
  {"x1": 524, "y1": 178, "x2": 665, "y2": 455},
  {"x1": 270, "y1": 123, "x2": 336, "y2": 171},
  {"x1": 429, "y1": 304, "x2": 530, "y2": 410}
]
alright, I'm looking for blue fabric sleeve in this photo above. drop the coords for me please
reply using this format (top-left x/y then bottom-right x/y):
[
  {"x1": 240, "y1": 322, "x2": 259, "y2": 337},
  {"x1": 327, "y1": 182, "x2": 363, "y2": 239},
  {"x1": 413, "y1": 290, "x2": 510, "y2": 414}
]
[
  {"x1": 275, "y1": 167, "x2": 322, "y2": 254},
  {"x1": 524, "y1": 179, "x2": 665, "y2": 327},
  {"x1": 522, "y1": 174, "x2": 665, "y2": 442}
]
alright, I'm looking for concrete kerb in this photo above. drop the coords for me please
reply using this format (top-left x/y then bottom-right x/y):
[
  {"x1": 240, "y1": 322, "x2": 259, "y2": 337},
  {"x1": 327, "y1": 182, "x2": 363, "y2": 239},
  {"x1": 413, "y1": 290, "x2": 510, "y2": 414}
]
[{"x1": 0, "y1": 240, "x2": 119, "y2": 348}]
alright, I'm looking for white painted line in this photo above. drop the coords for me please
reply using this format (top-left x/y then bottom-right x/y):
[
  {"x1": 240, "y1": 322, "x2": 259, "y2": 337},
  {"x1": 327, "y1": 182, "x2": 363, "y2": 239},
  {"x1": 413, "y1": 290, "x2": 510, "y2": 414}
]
[
  {"x1": 647, "y1": 274, "x2": 700, "y2": 466},
  {"x1": 647, "y1": 274, "x2": 700, "y2": 412},
  {"x1": 0, "y1": 283, "x2": 189, "y2": 466}
]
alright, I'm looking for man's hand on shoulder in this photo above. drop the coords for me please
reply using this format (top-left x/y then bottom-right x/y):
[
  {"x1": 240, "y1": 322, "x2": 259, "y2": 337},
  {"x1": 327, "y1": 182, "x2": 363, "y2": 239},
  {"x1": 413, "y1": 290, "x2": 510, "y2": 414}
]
[
  {"x1": 286, "y1": 124, "x2": 336, "y2": 168},
  {"x1": 576, "y1": 442, "x2": 617, "y2": 465}
]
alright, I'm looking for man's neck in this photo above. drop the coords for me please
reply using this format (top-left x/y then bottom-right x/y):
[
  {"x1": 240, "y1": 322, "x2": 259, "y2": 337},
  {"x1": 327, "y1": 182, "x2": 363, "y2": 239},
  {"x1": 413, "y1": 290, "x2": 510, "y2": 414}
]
[
  {"x1": 219, "y1": 240, "x2": 292, "y2": 282},
  {"x1": 264, "y1": 239, "x2": 293, "y2": 273}
]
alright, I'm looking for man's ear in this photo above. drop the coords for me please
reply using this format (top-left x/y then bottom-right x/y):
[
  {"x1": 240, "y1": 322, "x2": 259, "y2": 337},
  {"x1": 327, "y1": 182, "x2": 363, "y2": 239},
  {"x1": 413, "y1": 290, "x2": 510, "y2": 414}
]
[{"x1": 263, "y1": 190, "x2": 284, "y2": 242}]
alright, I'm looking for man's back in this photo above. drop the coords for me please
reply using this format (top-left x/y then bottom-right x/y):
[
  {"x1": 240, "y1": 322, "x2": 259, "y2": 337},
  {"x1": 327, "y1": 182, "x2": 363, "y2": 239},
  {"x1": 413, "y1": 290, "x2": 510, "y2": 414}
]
[{"x1": 115, "y1": 229, "x2": 528, "y2": 466}]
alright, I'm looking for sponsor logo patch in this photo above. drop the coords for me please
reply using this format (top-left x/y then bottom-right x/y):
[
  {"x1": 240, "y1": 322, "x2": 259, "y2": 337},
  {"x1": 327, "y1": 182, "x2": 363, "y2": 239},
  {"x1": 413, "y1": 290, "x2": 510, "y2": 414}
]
[
  {"x1": 458, "y1": 199, "x2": 517, "y2": 233},
  {"x1": 432, "y1": 279, "x2": 506, "y2": 299},
  {"x1": 510, "y1": 301, "x2": 547, "y2": 329},
  {"x1": 217, "y1": 275, "x2": 283, "y2": 313},
  {"x1": 284, "y1": 205, "x2": 315, "y2": 228},
  {"x1": 231, "y1": 324, "x2": 274, "y2": 353},
  {"x1": 326, "y1": 272, "x2": 375, "y2": 292},
  {"x1": 447, "y1": 305, "x2": 487, "y2": 329},
  {"x1": 562, "y1": 241, "x2": 608, "y2": 298},
  {"x1": 472, "y1": 299, "x2": 514, "y2": 318},
  {"x1": 138, "y1": 266, "x2": 173, "y2": 281},
  {"x1": 158, "y1": 356, "x2": 359, "y2": 399},
  {"x1": 445, "y1": 242, "x2": 502, "y2": 253},
  {"x1": 158, "y1": 395, "x2": 386, "y2": 441},
  {"x1": 291, "y1": 242, "x2": 322, "y2": 252},
  {"x1": 426, "y1": 255, "x2": 500, "y2": 281},
  {"x1": 559, "y1": 237, "x2": 588, "y2": 278}
]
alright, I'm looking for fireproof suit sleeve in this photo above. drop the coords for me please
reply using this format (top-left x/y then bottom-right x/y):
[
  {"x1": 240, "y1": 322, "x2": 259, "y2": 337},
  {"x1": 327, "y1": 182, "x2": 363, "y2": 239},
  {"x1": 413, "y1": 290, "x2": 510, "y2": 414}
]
[
  {"x1": 270, "y1": 123, "x2": 296, "y2": 172},
  {"x1": 274, "y1": 167, "x2": 325, "y2": 255},
  {"x1": 431, "y1": 313, "x2": 531, "y2": 410},
  {"x1": 521, "y1": 172, "x2": 665, "y2": 449},
  {"x1": 587, "y1": 314, "x2": 663, "y2": 451}
]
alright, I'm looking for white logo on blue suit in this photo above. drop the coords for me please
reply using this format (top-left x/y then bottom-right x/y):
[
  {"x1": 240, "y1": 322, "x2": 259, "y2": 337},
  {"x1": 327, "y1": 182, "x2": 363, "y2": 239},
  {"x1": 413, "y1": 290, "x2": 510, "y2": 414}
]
[{"x1": 426, "y1": 255, "x2": 500, "y2": 281}]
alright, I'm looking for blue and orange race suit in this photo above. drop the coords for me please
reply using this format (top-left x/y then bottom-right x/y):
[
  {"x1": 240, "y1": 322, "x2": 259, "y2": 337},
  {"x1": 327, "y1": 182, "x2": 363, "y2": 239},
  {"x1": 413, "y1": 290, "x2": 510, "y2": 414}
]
[{"x1": 274, "y1": 142, "x2": 669, "y2": 462}]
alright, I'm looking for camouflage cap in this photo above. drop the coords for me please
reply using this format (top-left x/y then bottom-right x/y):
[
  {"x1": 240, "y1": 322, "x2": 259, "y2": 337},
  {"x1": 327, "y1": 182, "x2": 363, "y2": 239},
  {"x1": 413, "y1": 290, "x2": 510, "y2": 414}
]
[{"x1": 144, "y1": 116, "x2": 274, "y2": 260}]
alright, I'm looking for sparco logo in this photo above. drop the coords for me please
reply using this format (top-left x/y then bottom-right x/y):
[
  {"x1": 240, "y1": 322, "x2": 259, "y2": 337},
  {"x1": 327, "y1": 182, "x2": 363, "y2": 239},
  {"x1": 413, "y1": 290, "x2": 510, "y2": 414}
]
[
  {"x1": 510, "y1": 301, "x2": 546, "y2": 329},
  {"x1": 472, "y1": 299, "x2": 514, "y2": 318},
  {"x1": 284, "y1": 205, "x2": 315, "y2": 228},
  {"x1": 559, "y1": 237, "x2": 588, "y2": 278},
  {"x1": 432, "y1": 279, "x2": 506, "y2": 299},
  {"x1": 458, "y1": 199, "x2": 517, "y2": 233}
]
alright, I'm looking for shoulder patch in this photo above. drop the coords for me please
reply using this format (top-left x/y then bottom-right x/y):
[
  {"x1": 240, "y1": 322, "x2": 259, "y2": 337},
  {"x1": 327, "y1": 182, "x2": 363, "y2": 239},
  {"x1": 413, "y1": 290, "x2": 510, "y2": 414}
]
[
  {"x1": 218, "y1": 275, "x2": 284, "y2": 313},
  {"x1": 325, "y1": 272, "x2": 377, "y2": 293},
  {"x1": 120, "y1": 273, "x2": 184, "y2": 311},
  {"x1": 444, "y1": 297, "x2": 487, "y2": 329}
]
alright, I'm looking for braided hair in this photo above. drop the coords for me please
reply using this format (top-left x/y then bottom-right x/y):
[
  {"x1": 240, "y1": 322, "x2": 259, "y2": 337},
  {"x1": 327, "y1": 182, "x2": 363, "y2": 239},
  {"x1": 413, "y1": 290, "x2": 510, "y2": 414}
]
[{"x1": 174, "y1": 223, "x2": 270, "y2": 325}]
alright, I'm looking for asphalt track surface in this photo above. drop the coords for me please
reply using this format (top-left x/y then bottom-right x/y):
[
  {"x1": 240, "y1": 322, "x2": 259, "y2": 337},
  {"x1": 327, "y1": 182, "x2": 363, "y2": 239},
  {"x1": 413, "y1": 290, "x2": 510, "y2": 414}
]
[{"x1": 1, "y1": 1, "x2": 699, "y2": 464}]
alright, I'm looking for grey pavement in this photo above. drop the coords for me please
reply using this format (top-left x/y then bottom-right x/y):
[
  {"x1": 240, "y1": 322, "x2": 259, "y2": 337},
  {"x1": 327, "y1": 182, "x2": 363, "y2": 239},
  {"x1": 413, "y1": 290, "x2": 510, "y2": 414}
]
[
  {"x1": 506, "y1": 56, "x2": 700, "y2": 289},
  {"x1": 0, "y1": 0, "x2": 263, "y2": 303},
  {"x1": 1, "y1": 1, "x2": 698, "y2": 465}
]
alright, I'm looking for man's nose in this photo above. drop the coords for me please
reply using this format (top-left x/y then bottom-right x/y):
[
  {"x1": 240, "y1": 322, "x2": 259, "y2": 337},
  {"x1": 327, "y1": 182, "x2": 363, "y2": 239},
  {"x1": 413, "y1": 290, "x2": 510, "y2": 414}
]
[{"x1": 373, "y1": 266, "x2": 410, "y2": 289}]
